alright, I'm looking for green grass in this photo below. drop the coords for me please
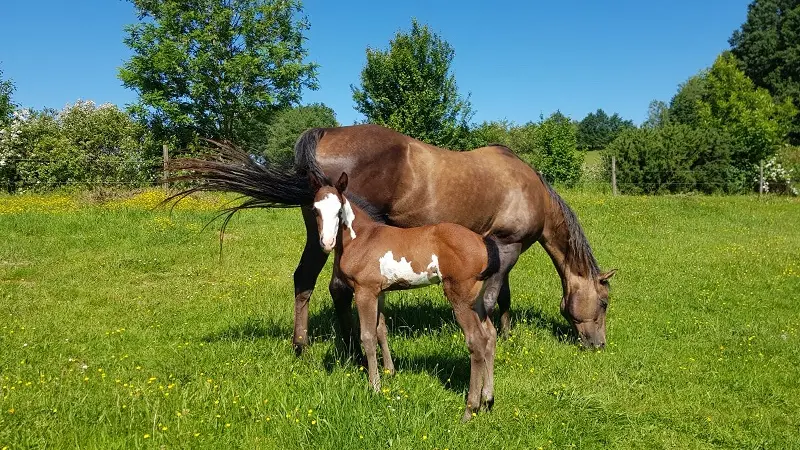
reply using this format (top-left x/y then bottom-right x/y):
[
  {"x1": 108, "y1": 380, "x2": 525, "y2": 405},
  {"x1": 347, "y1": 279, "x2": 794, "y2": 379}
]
[{"x1": 1, "y1": 191, "x2": 799, "y2": 449}]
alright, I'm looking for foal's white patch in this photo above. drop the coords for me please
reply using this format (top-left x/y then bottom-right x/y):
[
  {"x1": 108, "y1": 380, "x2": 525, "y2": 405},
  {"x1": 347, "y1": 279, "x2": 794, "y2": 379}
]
[
  {"x1": 342, "y1": 199, "x2": 357, "y2": 239},
  {"x1": 314, "y1": 193, "x2": 341, "y2": 248},
  {"x1": 379, "y1": 251, "x2": 441, "y2": 287}
]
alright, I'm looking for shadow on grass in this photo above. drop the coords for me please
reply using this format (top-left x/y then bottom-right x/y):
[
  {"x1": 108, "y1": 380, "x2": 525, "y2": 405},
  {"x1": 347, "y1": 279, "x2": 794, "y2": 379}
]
[{"x1": 201, "y1": 295, "x2": 576, "y2": 393}]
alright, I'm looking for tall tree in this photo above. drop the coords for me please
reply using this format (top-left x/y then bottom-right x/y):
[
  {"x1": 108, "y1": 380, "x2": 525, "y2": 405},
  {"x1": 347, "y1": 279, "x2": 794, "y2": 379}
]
[
  {"x1": 642, "y1": 100, "x2": 670, "y2": 129},
  {"x1": 697, "y1": 53, "x2": 796, "y2": 168},
  {"x1": 669, "y1": 74, "x2": 707, "y2": 127},
  {"x1": 576, "y1": 109, "x2": 634, "y2": 150},
  {"x1": 119, "y1": 0, "x2": 318, "y2": 150},
  {"x1": 260, "y1": 103, "x2": 338, "y2": 163},
  {"x1": 730, "y1": 0, "x2": 800, "y2": 142},
  {"x1": 351, "y1": 19, "x2": 474, "y2": 148}
]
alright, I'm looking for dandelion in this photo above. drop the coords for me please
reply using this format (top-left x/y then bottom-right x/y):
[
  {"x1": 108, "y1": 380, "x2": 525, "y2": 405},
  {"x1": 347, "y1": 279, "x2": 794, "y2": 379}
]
[{"x1": 143, "y1": 434, "x2": 150, "y2": 439}]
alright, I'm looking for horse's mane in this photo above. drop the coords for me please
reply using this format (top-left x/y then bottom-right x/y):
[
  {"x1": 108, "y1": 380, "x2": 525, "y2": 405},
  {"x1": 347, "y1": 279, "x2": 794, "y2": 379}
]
[
  {"x1": 345, "y1": 193, "x2": 388, "y2": 224},
  {"x1": 535, "y1": 171, "x2": 600, "y2": 279}
]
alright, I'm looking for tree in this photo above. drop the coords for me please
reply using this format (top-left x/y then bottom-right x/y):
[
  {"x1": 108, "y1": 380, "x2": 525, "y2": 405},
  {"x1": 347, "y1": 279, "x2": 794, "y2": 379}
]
[
  {"x1": 730, "y1": 0, "x2": 800, "y2": 142},
  {"x1": 696, "y1": 53, "x2": 796, "y2": 168},
  {"x1": 669, "y1": 74, "x2": 707, "y2": 127},
  {"x1": 0, "y1": 67, "x2": 15, "y2": 127},
  {"x1": 576, "y1": 109, "x2": 634, "y2": 151},
  {"x1": 642, "y1": 100, "x2": 669, "y2": 129},
  {"x1": 534, "y1": 112, "x2": 583, "y2": 186},
  {"x1": 259, "y1": 103, "x2": 338, "y2": 163},
  {"x1": 119, "y1": 0, "x2": 318, "y2": 150},
  {"x1": 351, "y1": 19, "x2": 474, "y2": 149}
]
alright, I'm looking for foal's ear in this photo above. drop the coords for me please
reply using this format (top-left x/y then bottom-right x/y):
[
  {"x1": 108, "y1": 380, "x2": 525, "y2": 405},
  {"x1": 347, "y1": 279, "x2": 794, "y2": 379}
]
[
  {"x1": 335, "y1": 172, "x2": 348, "y2": 193},
  {"x1": 599, "y1": 269, "x2": 617, "y2": 283}
]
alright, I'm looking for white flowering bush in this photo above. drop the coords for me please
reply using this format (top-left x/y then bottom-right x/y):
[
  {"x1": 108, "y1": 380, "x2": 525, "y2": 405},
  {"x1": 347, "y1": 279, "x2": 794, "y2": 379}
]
[
  {"x1": 0, "y1": 101, "x2": 157, "y2": 192},
  {"x1": 758, "y1": 156, "x2": 797, "y2": 195}
]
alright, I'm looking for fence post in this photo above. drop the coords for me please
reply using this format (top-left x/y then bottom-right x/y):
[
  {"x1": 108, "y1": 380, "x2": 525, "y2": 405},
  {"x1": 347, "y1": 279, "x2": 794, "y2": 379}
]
[
  {"x1": 163, "y1": 144, "x2": 169, "y2": 191},
  {"x1": 759, "y1": 159, "x2": 764, "y2": 197},
  {"x1": 611, "y1": 155, "x2": 618, "y2": 196}
]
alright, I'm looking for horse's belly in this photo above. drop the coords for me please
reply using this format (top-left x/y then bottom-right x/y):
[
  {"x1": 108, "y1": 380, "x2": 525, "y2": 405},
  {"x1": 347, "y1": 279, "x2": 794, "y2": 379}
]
[{"x1": 379, "y1": 250, "x2": 442, "y2": 290}]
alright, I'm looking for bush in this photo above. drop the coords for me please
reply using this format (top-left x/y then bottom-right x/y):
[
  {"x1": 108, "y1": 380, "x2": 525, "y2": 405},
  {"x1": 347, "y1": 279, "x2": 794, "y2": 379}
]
[
  {"x1": 605, "y1": 124, "x2": 747, "y2": 194},
  {"x1": 469, "y1": 114, "x2": 583, "y2": 187},
  {"x1": 0, "y1": 101, "x2": 156, "y2": 192}
]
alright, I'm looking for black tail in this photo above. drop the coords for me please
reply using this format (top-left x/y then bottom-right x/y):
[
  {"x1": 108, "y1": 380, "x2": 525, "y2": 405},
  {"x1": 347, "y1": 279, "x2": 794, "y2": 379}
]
[
  {"x1": 165, "y1": 139, "x2": 315, "y2": 235},
  {"x1": 478, "y1": 236, "x2": 501, "y2": 281},
  {"x1": 293, "y1": 128, "x2": 327, "y2": 183}
]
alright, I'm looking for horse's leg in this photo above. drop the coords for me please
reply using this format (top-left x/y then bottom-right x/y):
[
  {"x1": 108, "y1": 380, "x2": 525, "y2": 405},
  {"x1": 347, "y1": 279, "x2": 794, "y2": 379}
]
[
  {"x1": 376, "y1": 293, "x2": 395, "y2": 375},
  {"x1": 329, "y1": 273, "x2": 359, "y2": 360},
  {"x1": 480, "y1": 312, "x2": 497, "y2": 411},
  {"x1": 354, "y1": 287, "x2": 381, "y2": 392},
  {"x1": 292, "y1": 207, "x2": 329, "y2": 356},
  {"x1": 446, "y1": 281, "x2": 489, "y2": 422},
  {"x1": 482, "y1": 243, "x2": 521, "y2": 339}
]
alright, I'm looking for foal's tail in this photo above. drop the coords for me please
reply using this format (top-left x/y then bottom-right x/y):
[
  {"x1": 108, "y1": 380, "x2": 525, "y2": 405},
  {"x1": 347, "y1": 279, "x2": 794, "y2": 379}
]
[{"x1": 478, "y1": 236, "x2": 501, "y2": 281}]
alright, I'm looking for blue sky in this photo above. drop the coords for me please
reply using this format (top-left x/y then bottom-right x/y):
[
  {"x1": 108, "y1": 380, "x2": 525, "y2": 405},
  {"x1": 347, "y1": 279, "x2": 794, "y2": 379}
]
[{"x1": 0, "y1": 0, "x2": 751, "y2": 126}]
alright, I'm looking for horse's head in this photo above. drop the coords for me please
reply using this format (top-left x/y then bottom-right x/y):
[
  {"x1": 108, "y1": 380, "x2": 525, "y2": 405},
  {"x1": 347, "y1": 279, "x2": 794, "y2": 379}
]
[
  {"x1": 561, "y1": 269, "x2": 616, "y2": 349},
  {"x1": 310, "y1": 171, "x2": 348, "y2": 254}
]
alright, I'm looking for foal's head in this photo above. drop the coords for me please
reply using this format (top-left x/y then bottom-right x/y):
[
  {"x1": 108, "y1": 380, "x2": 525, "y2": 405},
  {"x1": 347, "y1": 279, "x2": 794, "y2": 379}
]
[{"x1": 310, "y1": 172, "x2": 349, "y2": 253}]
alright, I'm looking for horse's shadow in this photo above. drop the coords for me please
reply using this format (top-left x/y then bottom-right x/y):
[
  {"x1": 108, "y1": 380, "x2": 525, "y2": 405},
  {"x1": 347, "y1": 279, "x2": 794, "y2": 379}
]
[{"x1": 202, "y1": 296, "x2": 576, "y2": 393}]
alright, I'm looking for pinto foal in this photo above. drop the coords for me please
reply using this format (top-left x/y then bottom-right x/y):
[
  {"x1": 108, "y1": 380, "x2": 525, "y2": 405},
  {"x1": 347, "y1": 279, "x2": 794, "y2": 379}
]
[{"x1": 311, "y1": 172, "x2": 501, "y2": 421}]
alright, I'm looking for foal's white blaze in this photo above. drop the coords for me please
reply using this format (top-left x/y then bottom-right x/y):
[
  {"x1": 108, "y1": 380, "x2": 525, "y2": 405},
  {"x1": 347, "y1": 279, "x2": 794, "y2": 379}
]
[
  {"x1": 342, "y1": 199, "x2": 357, "y2": 239},
  {"x1": 379, "y1": 251, "x2": 441, "y2": 286},
  {"x1": 314, "y1": 193, "x2": 341, "y2": 252}
]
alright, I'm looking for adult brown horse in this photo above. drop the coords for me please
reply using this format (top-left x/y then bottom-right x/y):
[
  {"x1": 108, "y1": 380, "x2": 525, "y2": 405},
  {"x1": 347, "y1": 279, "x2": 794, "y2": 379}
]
[{"x1": 289, "y1": 124, "x2": 616, "y2": 352}]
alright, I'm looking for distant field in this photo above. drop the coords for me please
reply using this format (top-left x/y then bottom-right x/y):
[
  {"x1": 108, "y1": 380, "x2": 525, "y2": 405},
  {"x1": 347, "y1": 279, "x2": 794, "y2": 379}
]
[
  {"x1": 583, "y1": 150, "x2": 602, "y2": 168},
  {"x1": 1, "y1": 190, "x2": 798, "y2": 448}
]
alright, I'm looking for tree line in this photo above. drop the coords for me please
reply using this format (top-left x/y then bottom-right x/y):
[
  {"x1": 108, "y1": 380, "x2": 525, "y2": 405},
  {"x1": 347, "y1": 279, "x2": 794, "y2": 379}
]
[{"x1": 1, "y1": 0, "x2": 798, "y2": 194}]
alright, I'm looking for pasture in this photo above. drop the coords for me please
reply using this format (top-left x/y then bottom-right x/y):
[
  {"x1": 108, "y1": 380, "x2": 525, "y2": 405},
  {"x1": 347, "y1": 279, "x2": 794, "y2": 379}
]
[{"x1": 0, "y1": 190, "x2": 798, "y2": 448}]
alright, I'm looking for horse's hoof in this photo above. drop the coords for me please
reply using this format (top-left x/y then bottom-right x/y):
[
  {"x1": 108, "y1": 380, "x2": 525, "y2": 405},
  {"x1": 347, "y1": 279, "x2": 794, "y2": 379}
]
[
  {"x1": 461, "y1": 408, "x2": 476, "y2": 422},
  {"x1": 480, "y1": 396, "x2": 494, "y2": 412}
]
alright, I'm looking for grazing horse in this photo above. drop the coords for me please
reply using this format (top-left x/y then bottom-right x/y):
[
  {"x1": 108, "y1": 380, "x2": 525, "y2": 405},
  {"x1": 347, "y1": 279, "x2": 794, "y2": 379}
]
[
  {"x1": 290, "y1": 125, "x2": 615, "y2": 351},
  {"x1": 309, "y1": 171, "x2": 500, "y2": 421}
]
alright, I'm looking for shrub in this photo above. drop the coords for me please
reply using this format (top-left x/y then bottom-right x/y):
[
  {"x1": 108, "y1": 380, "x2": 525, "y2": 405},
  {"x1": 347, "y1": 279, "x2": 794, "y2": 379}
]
[{"x1": 605, "y1": 124, "x2": 747, "y2": 194}]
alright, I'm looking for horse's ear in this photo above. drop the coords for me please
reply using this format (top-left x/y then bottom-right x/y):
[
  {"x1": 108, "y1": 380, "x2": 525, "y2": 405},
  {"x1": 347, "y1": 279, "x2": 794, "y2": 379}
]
[
  {"x1": 335, "y1": 172, "x2": 348, "y2": 193},
  {"x1": 599, "y1": 269, "x2": 617, "y2": 283},
  {"x1": 309, "y1": 172, "x2": 323, "y2": 192}
]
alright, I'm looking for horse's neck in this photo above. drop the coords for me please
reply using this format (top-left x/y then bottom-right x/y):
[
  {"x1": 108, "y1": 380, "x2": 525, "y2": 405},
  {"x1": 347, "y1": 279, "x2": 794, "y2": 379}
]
[{"x1": 540, "y1": 208, "x2": 586, "y2": 294}]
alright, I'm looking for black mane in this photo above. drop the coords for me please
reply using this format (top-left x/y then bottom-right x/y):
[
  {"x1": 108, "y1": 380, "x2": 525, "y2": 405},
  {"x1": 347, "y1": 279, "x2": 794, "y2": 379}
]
[
  {"x1": 535, "y1": 171, "x2": 600, "y2": 279},
  {"x1": 344, "y1": 193, "x2": 388, "y2": 224}
]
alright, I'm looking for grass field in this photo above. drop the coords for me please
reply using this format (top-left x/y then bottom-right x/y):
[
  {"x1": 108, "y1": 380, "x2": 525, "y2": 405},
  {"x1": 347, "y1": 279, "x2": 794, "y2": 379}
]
[{"x1": 1, "y1": 190, "x2": 799, "y2": 449}]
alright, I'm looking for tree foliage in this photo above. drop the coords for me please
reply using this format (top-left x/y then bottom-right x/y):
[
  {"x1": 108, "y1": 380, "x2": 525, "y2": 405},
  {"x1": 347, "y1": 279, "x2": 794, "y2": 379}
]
[
  {"x1": 669, "y1": 75, "x2": 707, "y2": 127},
  {"x1": 0, "y1": 67, "x2": 15, "y2": 128},
  {"x1": 576, "y1": 109, "x2": 634, "y2": 151},
  {"x1": 258, "y1": 103, "x2": 338, "y2": 164},
  {"x1": 119, "y1": 0, "x2": 318, "y2": 149},
  {"x1": 606, "y1": 124, "x2": 745, "y2": 194},
  {"x1": 351, "y1": 19, "x2": 473, "y2": 149},
  {"x1": 0, "y1": 102, "x2": 154, "y2": 192},
  {"x1": 730, "y1": 0, "x2": 800, "y2": 142},
  {"x1": 696, "y1": 53, "x2": 796, "y2": 168}
]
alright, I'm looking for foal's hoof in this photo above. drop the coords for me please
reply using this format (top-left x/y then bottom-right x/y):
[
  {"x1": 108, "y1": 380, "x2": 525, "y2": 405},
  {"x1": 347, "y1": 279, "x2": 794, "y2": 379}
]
[
  {"x1": 480, "y1": 396, "x2": 495, "y2": 412},
  {"x1": 293, "y1": 343, "x2": 307, "y2": 357},
  {"x1": 461, "y1": 408, "x2": 476, "y2": 422}
]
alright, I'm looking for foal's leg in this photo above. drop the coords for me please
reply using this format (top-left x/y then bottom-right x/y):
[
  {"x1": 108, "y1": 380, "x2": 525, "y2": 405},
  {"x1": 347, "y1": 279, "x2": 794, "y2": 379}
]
[
  {"x1": 480, "y1": 313, "x2": 497, "y2": 411},
  {"x1": 292, "y1": 207, "x2": 330, "y2": 355},
  {"x1": 447, "y1": 282, "x2": 490, "y2": 422},
  {"x1": 354, "y1": 288, "x2": 382, "y2": 392},
  {"x1": 376, "y1": 293, "x2": 395, "y2": 375}
]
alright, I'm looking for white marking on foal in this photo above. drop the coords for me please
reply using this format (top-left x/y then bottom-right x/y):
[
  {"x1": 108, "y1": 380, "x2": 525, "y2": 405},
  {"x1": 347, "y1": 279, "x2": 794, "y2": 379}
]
[
  {"x1": 342, "y1": 199, "x2": 357, "y2": 239},
  {"x1": 379, "y1": 251, "x2": 441, "y2": 287},
  {"x1": 314, "y1": 193, "x2": 341, "y2": 250}
]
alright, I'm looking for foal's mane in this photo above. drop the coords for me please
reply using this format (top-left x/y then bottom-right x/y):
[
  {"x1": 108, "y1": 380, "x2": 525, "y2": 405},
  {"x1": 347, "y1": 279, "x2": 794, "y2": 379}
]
[{"x1": 535, "y1": 170, "x2": 600, "y2": 279}]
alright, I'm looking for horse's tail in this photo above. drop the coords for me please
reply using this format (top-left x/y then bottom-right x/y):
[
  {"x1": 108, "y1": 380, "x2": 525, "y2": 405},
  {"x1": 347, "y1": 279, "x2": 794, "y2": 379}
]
[
  {"x1": 293, "y1": 127, "x2": 327, "y2": 183},
  {"x1": 166, "y1": 139, "x2": 314, "y2": 233},
  {"x1": 478, "y1": 236, "x2": 501, "y2": 281}
]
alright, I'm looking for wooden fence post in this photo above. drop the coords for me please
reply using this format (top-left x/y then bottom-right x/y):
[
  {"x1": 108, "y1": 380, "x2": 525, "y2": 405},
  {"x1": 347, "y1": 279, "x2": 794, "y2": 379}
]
[
  {"x1": 611, "y1": 155, "x2": 618, "y2": 196},
  {"x1": 759, "y1": 159, "x2": 764, "y2": 197},
  {"x1": 163, "y1": 144, "x2": 169, "y2": 191}
]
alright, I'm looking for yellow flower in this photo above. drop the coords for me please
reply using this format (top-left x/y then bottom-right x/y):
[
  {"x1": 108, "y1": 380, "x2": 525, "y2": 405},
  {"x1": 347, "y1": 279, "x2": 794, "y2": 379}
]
[{"x1": 143, "y1": 434, "x2": 150, "y2": 439}]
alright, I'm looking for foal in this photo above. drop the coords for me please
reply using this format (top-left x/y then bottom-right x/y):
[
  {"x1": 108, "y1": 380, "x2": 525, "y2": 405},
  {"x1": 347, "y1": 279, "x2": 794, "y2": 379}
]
[{"x1": 311, "y1": 172, "x2": 501, "y2": 421}]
